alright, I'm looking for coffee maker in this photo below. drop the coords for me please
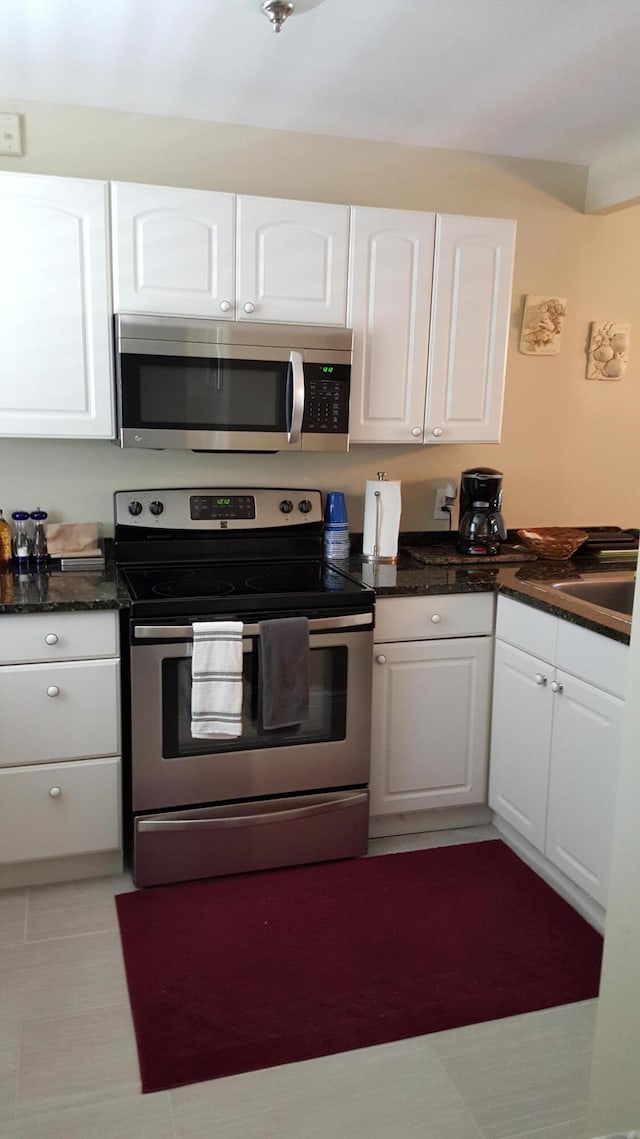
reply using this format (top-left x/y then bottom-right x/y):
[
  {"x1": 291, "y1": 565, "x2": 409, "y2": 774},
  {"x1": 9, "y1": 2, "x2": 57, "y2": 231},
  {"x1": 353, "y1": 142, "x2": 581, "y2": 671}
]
[{"x1": 457, "y1": 467, "x2": 507, "y2": 556}]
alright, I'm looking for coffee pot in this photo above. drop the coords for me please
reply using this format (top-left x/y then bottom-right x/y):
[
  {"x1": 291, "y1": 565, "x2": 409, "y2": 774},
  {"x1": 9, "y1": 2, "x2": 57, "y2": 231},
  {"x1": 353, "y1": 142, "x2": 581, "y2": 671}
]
[{"x1": 457, "y1": 467, "x2": 506, "y2": 556}]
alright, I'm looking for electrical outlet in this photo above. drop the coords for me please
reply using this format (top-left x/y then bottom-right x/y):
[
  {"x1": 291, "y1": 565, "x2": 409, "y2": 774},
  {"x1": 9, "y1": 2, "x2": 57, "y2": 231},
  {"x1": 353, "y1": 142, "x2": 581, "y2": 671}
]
[
  {"x1": 0, "y1": 113, "x2": 22, "y2": 157},
  {"x1": 433, "y1": 489, "x2": 451, "y2": 520}
]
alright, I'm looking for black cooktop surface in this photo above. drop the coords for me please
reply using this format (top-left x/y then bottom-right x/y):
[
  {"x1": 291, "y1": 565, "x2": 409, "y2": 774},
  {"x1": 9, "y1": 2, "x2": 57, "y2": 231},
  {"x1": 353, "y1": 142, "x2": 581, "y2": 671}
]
[{"x1": 120, "y1": 558, "x2": 372, "y2": 617}]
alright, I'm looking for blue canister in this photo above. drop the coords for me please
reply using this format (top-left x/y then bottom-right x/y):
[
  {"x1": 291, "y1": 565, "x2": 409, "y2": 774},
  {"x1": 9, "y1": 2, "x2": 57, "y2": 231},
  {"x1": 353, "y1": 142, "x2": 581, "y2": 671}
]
[{"x1": 323, "y1": 492, "x2": 350, "y2": 560}]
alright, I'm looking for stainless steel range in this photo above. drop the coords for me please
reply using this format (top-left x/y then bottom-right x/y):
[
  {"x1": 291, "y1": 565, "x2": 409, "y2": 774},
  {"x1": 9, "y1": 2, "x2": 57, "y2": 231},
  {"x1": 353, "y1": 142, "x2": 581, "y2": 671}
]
[{"x1": 114, "y1": 487, "x2": 374, "y2": 887}]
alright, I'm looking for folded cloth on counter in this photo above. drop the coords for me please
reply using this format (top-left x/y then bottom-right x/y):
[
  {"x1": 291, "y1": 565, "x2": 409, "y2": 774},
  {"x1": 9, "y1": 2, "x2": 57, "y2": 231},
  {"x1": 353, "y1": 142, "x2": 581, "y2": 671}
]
[
  {"x1": 191, "y1": 621, "x2": 243, "y2": 739},
  {"x1": 258, "y1": 617, "x2": 309, "y2": 731},
  {"x1": 45, "y1": 522, "x2": 101, "y2": 558}
]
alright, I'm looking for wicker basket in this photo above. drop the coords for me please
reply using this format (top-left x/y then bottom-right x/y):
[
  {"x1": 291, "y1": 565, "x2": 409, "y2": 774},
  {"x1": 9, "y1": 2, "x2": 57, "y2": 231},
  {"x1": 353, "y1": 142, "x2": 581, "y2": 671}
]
[{"x1": 516, "y1": 527, "x2": 588, "y2": 560}]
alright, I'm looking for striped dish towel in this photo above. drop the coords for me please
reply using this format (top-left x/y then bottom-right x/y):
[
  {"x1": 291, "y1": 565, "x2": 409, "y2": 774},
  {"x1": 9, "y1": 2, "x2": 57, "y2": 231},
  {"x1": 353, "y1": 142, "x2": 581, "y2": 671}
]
[{"x1": 191, "y1": 621, "x2": 243, "y2": 739}]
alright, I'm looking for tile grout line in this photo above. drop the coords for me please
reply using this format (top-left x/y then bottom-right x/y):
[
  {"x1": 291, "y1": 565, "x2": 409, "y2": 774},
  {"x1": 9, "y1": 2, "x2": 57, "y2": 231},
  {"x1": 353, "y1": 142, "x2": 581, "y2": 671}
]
[
  {"x1": 167, "y1": 1088, "x2": 180, "y2": 1139},
  {"x1": 422, "y1": 1041, "x2": 486, "y2": 1139}
]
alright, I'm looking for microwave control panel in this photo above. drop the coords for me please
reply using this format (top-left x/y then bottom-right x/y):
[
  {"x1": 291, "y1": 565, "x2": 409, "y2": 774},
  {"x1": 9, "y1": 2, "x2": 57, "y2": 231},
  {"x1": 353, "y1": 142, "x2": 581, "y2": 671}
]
[{"x1": 302, "y1": 364, "x2": 350, "y2": 434}]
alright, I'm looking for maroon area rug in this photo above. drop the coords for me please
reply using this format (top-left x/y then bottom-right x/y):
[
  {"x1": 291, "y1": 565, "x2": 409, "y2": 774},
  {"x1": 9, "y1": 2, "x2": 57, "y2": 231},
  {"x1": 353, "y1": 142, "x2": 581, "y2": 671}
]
[{"x1": 115, "y1": 840, "x2": 603, "y2": 1093}]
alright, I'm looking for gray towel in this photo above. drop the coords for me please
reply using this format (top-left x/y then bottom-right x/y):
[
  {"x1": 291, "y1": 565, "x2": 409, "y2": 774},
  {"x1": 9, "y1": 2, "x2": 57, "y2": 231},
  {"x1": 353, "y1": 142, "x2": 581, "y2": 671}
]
[{"x1": 258, "y1": 617, "x2": 309, "y2": 731}]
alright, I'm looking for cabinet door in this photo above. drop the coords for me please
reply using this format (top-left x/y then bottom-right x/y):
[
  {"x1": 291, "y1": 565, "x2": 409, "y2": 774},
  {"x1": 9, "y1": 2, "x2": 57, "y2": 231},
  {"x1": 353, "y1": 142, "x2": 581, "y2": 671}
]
[
  {"x1": 347, "y1": 207, "x2": 436, "y2": 443},
  {"x1": 488, "y1": 640, "x2": 553, "y2": 850},
  {"x1": 425, "y1": 215, "x2": 516, "y2": 444},
  {"x1": 0, "y1": 172, "x2": 114, "y2": 438},
  {"x1": 236, "y1": 196, "x2": 349, "y2": 325},
  {"x1": 111, "y1": 182, "x2": 235, "y2": 318},
  {"x1": 545, "y1": 671, "x2": 624, "y2": 906},
  {"x1": 370, "y1": 636, "x2": 492, "y2": 815}
]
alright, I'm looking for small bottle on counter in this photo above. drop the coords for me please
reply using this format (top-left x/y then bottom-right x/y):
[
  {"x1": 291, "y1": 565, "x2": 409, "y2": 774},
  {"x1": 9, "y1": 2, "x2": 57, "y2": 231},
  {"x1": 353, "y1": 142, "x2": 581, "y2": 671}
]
[
  {"x1": 0, "y1": 509, "x2": 12, "y2": 567},
  {"x1": 30, "y1": 508, "x2": 49, "y2": 573},
  {"x1": 11, "y1": 510, "x2": 31, "y2": 575}
]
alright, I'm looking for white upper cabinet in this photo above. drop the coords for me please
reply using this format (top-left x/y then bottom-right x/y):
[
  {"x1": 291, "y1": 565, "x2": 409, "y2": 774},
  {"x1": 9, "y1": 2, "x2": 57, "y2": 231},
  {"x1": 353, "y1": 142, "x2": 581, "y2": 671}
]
[
  {"x1": 112, "y1": 184, "x2": 350, "y2": 325},
  {"x1": 347, "y1": 207, "x2": 436, "y2": 444},
  {"x1": 111, "y1": 182, "x2": 235, "y2": 318},
  {"x1": 425, "y1": 214, "x2": 516, "y2": 444},
  {"x1": 236, "y1": 195, "x2": 349, "y2": 325},
  {"x1": 0, "y1": 172, "x2": 114, "y2": 439}
]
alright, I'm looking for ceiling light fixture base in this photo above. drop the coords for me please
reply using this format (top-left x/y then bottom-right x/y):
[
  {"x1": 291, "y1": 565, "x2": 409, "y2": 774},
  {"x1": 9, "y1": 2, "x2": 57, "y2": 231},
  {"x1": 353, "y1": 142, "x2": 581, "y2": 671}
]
[{"x1": 261, "y1": 1, "x2": 294, "y2": 33}]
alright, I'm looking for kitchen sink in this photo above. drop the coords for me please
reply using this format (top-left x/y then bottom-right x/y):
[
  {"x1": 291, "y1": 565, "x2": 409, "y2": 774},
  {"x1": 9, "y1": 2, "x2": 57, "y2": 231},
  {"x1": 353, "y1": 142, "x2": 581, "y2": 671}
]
[{"x1": 552, "y1": 574, "x2": 636, "y2": 617}]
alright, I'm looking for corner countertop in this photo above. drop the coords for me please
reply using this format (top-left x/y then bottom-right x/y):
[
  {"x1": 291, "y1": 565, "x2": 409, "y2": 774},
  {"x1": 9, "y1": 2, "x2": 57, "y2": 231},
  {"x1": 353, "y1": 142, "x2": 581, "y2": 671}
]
[
  {"x1": 342, "y1": 548, "x2": 633, "y2": 645},
  {"x1": 0, "y1": 563, "x2": 130, "y2": 614}
]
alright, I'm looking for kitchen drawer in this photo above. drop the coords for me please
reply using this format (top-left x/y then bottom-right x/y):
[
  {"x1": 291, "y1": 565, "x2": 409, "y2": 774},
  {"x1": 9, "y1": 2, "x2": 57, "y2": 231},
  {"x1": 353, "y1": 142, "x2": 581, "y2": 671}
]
[
  {"x1": 0, "y1": 757, "x2": 120, "y2": 863},
  {"x1": 0, "y1": 659, "x2": 120, "y2": 765},
  {"x1": 374, "y1": 593, "x2": 494, "y2": 643},
  {"x1": 556, "y1": 619, "x2": 628, "y2": 698},
  {"x1": 495, "y1": 594, "x2": 557, "y2": 662},
  {"x1": 0, "y1": 610, "x2": 119, "y2": 665}
]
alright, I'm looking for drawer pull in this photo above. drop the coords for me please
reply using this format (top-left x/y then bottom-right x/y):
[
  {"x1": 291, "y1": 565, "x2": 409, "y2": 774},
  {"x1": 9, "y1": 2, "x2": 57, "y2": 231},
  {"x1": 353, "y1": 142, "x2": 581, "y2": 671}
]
[
  {"x1": 48, "y1": 786, "x2": 62, "y2": 798},
  {"x1": 44, "y1": 633, "x2": 59, "y2": 646},
  {"x1": 376, "y1": 654, "x2": 387, "y2": 665},
  {"x1": 430, "y1": 614, "x2": 442, "y2": 624},
  {"x1": 47, "y1": 685, "x2": 60, "y2": 698}
]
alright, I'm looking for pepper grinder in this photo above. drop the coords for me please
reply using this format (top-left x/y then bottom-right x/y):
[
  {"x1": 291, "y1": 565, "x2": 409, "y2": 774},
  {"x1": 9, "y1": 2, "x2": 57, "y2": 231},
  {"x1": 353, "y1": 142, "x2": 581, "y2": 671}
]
[{"x1": 30, "y1": 508, "x2": 49, "y2": 573}]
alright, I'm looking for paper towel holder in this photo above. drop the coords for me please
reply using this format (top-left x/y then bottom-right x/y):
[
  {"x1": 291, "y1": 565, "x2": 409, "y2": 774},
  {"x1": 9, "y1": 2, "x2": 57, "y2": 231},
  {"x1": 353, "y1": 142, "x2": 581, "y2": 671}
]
[{"x1": 362, "y1": 472, "x2": 401, "y2": 564}]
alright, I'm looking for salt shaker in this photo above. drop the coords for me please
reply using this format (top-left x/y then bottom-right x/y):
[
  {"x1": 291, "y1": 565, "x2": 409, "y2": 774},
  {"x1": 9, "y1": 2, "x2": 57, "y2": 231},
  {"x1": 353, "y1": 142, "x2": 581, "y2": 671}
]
[{"x1": 30, "y1": 508, "x2": 49, "y2": 573}]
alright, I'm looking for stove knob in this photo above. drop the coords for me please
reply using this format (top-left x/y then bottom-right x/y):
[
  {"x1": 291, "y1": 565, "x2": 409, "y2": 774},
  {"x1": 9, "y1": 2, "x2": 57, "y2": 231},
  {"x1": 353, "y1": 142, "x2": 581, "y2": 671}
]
[
  {"x1": 149, "y1": 501, "x2": 164, "y2": 516},
  {"x1": 279, "y1": 499, "x2": 294, "y2": 514},
  {"x1": 128, "y1": 500, "x2": 143, "y2": 517},
  {"x1": 298, "y1": 499, "x2": 312, "y2": 514}
]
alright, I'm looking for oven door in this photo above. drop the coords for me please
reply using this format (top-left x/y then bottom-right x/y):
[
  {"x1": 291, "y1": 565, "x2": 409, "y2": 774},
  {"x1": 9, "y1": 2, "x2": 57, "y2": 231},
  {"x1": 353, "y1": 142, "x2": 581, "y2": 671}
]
[{"x1": 129, "y1": 612, "x2": 373, "y2": 813}]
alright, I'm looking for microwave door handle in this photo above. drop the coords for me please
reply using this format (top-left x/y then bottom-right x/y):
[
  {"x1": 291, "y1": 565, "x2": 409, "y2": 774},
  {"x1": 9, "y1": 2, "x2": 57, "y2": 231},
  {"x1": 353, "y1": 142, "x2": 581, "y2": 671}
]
[{"x1": 287, "y1": 350, "x2": 305, "y2": 444}]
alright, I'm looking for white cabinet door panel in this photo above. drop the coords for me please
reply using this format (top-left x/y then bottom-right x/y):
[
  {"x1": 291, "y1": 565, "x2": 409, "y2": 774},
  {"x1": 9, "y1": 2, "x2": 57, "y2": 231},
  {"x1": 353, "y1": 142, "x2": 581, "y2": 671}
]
[
  {"x1": 489, "y1": 640, "x2": 553, "y2": 850},
  {"x1": 0, "y1": 173, "x2": 114, "y2": 438},
  {"x1": 236, "y1": 196, "x2": 349, "y2": 325},
  {"x1": 371, "y1": 637, "x2": 491, "y2": 814},
  {"x1": 111, "y1": 182, "x2": 235, "y2": 318},
  {"x1": 0, "y1": 757, "x2": 120, "y2": 863},
  {"x1": 545, "y1": 671, "x2": 624, "y2": 905},
  {"x1": 0, "y1": 659, "x2": 120, "y2": 765},
  {"x1": 425, "y1": 215, "x2": 516, "y2": 444},
  {"x1": 348, "y1": 207, "x2": 435, "y2": 443}
]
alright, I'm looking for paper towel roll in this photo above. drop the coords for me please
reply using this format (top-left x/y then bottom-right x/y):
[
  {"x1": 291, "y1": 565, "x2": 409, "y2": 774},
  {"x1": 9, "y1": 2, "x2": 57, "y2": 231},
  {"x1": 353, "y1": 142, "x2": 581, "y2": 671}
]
[{"x1": 362, "y1": 478, "x2": 402, "y2": 562}]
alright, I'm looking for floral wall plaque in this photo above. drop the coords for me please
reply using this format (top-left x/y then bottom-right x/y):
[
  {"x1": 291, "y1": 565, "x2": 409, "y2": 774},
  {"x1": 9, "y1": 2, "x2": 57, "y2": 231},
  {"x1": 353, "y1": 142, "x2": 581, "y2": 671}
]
[
  {"x1": 586, "y1": 321, "x2": 630, "y2": 380},
  {"x1": 519, "y1": 295, "x2": 567, "y2": 355}
]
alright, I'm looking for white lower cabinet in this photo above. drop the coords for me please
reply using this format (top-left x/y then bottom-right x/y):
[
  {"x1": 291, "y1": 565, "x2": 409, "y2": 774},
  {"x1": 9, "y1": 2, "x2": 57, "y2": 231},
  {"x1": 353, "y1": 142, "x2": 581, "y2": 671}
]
[
  {"x1": 370, "y1": 594, "x2": 494, "y2": 815},
  {"x1": 489, "y1": 596, "x2": 627, "y2": 906},
  {"x1": 0, "y1": 611, "x2": 122, "y2": 872}
]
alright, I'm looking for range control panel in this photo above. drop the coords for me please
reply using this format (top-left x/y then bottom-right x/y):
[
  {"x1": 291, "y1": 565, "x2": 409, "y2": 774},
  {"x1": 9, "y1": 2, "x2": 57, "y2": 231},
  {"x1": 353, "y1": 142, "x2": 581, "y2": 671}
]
[{"x1": 114, "y1": 488, "x2": 324, "y2": 530}]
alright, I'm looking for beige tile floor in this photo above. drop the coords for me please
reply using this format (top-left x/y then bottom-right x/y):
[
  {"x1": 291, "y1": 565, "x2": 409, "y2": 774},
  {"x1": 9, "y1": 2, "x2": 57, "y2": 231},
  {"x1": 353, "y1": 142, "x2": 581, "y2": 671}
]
[{"x1": 0, "y1": 825, "x2": 599, "y2": 1139}]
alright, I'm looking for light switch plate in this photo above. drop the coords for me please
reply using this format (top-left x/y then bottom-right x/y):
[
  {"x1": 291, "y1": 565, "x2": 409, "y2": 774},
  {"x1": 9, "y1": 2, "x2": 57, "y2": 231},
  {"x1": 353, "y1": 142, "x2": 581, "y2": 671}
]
[{"x1": 0, "y1": 113, "x2": 23, "y2": 156}]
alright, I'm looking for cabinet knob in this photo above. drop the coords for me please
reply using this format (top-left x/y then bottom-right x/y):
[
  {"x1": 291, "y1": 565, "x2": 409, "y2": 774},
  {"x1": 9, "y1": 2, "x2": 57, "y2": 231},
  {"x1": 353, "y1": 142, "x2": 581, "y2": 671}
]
[
  {"x1": 430, "y1": 614, "x2": 442, "y2": 624},
  {"x1": 535, "y1": 673, "x2": 548, "y2": 686},
  {"x1": 431, "y1": 427, "x2": 443, "y2": 438},
  {"x1": 44, "y1": 633, "x2": 59, "y2": 646},
  {"x1": 376, "y1": 654, "x2": 387, "y2": 665},
  {"x1": 550, "y1": 681, "x2": 564, "y2": 694},
  {"x1": 47, "y1": 685, "x2": 60, "y2": 698},
  {"x1": 243, "y1": 302, "x2": 256, "y2": 314},
  {"x1": 219, "y1": 300, "x2": 232, "y2": 312},
  {"x1": 48, "y1": 786, "x2": 62, "y2": 798},
  {"x1": 411, "y1": 427, "x2": 422, "y2": 437}
]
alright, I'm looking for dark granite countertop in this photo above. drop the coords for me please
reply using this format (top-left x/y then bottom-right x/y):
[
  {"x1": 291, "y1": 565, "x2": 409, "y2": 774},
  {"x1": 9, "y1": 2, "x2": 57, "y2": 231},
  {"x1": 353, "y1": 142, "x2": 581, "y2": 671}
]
[
  {"x1": 342, "y1": 548, "x2": 634, "y2": 645},
  {"x1": 0, "y1": 563, "x2": 130, "y2": 614}
]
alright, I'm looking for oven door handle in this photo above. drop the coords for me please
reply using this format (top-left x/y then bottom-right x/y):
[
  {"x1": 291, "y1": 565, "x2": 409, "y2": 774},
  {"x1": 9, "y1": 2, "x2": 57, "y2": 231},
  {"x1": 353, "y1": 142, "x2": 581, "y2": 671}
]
[
  {"x1": 133, "y1": 611, "x2": 373, "y2": 640},
  {"x1": 137, "y1": 792, "x2": 368, "y2": 832},
  {"x1": 287, "y1": 350, "x2": 305, "y2": 444}
]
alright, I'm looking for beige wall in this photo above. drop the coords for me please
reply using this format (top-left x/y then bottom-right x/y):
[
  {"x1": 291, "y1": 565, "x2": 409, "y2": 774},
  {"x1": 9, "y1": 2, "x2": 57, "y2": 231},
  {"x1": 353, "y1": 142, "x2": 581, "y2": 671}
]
[{"x1": 1, "y1": 98, "x2": 639, "y2": 536}]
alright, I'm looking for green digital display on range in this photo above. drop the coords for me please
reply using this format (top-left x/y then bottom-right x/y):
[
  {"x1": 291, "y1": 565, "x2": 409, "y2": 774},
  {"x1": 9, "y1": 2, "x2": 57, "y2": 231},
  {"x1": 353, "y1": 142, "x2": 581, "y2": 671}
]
[
  {"x1": 215, "y1": 497, "x2": 231, "y2": 506},
  {"x1": 321, "y1": 366, "x2": 335, "y2": 374}
]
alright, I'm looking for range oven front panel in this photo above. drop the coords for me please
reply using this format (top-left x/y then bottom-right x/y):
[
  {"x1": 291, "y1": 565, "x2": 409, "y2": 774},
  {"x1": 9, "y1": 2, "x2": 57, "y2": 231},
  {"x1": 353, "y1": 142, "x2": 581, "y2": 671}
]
[{"x1": 129, "y1": 616, "x2": 373, "y2": 813}]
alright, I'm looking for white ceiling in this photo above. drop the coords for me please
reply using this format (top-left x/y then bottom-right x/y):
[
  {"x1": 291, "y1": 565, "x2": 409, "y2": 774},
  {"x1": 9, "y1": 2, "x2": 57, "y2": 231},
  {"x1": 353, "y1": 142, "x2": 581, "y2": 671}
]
[{"x1": 1, "y1": 0, "x2": 639, "y2": 169}]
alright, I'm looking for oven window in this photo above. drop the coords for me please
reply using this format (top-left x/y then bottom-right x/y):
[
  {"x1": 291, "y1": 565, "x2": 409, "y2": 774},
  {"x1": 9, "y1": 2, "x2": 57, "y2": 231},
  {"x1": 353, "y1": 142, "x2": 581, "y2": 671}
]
[
  {"x1": 162, "y1": 644, "x2": 348, "y2": 757},
  {"x1": 120, "y1": 354, "x2": 290, "y2": 432}
]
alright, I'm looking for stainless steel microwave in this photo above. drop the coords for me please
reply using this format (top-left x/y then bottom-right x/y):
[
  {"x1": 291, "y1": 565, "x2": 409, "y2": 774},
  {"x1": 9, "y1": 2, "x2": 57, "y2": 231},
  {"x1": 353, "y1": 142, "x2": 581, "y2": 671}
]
[{"x1": 114, "y1": 314, "x2": 353, "y2": 452}]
